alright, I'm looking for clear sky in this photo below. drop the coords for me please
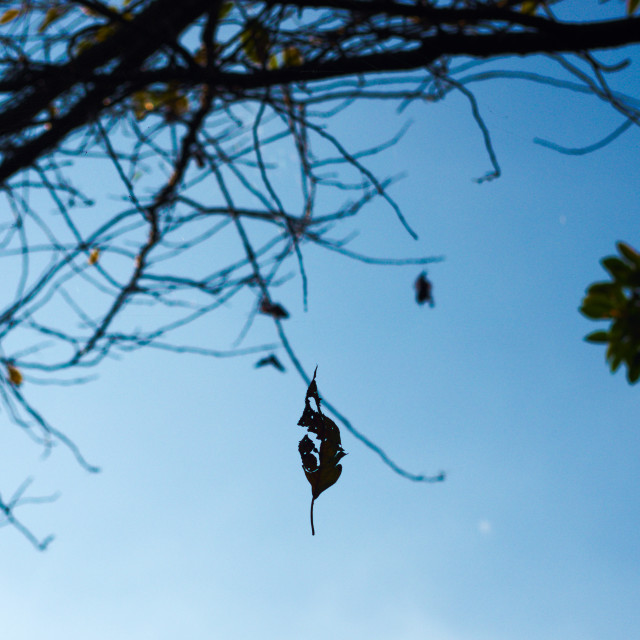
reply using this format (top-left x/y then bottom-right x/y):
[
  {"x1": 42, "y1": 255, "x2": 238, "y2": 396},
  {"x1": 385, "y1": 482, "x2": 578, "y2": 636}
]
[{"x1": 0, "y1": 5, "x2": 639, "y2": 640}]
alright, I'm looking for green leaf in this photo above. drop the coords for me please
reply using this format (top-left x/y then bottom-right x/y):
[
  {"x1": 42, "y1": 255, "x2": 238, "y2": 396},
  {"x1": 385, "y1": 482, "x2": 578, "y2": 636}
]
[
  {"x1": 586, "y1": 282, "x2": 617, "y2": 296},
  {"x1": 38, "y1": 6, "x2": 70, "y2": 33},
  {"x1": 601, "y1": 256, "x2": 632, "y2": 283},
  {"x1": 627, "y1": 356, "x2": 640, "y2": 383},
  {"x1": 610, "y1": 352, "x2": 623, "y2": 372},
  {"x1": 617, "y1": 241, "x2": 640, "y2": 268},
  {"x1": 580, "y1": 300, "x2": 615, "y2": 320},
  {"x1": 585, "y1": 330, "x2": 609, "y2": 344}
]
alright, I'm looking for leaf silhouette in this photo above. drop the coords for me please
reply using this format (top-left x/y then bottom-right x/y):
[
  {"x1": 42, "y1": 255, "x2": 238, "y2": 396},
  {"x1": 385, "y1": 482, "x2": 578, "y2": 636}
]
[
  {"x1": 297, "y1": 368, "x2": 346, "y2": 535},
  {"x1": 259, "y1": 297, "x2": 289, "y2": 319},
  {"x1": 254, "y1": 354, "x2": 285, "y2": 372},
  {"x1": 415, "y1": 271, "x2": 434, "y2": 307}
]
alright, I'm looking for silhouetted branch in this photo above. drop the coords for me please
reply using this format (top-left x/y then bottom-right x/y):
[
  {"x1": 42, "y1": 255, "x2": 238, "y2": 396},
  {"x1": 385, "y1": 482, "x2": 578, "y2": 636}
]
[
  {"x1": 0, "y1": 478, "x2": 58, "y2": 550},
  {"x1": 0, "y1": 0, "x2": 638, "y2": 544}
]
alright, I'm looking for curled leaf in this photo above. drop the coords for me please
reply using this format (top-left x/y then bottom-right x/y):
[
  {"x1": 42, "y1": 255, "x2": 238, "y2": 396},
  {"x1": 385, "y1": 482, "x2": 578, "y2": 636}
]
[{"x1": 297, "y1": 368, "x2": 346, "y2": 535}]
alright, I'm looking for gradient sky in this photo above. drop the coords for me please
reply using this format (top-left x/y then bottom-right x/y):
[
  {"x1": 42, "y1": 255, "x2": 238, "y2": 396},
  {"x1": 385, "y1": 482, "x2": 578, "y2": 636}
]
[{"x1": 1, "y1": 4, "x2": 639, "y2": 640}]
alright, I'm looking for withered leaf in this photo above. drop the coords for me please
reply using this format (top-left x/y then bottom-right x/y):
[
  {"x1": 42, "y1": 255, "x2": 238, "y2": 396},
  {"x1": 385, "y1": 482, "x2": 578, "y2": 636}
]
[
  {"x1": 259, "y1": 297, "x2": 289, "y2": 319},
  {"x1": 7, "y1": 363, "x2": 23, "y2": 387},
  {"x1": 254, "y1": 354, "x2": 285, "y2": 372},
  {"x1": 415, "y1": 271, "x2": 434, "y2": 307},
  {"x1": 297, "y1": 368, "x2": 346, "y2": 535},
  {"x1": 88, "y1": 247, "x2": 100, "y2": 265}
]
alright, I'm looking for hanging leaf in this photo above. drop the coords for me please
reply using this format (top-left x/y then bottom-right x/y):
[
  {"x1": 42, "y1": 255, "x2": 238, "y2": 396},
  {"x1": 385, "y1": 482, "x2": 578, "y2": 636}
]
[
  {"x1": 255, "y1": 354, "x2": 285, "y2": 372},
  {"x1": 0, "y1": 8, "x2": 20, "y2": 24},
  {"x1": 7, "y1": 363, "x2": 23, "y2": 387},
  {"x1": 297, "y1": 368, "x2": 347, "y2": 535},
  {"x1": 88, "y1": 248, "x2": 100, "y2": 265},
  {"x1": 415, "y1": 271, "x2": 434, "y2": 307},
  {"x1": 259, "y1": 297, "x2": 289, "y2": 319}
]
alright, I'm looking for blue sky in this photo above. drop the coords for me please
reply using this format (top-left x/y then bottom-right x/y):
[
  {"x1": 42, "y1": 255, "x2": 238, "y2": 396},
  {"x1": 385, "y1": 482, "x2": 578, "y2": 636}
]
[{"x1": 1, "y1": 5, "x2": 640, "y2": 640}]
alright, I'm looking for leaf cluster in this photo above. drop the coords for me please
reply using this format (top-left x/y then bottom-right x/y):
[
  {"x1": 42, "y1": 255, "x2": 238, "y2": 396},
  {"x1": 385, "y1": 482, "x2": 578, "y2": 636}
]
[{"x1": 581, "y1": 242, "x2": 640, "y2": 383}]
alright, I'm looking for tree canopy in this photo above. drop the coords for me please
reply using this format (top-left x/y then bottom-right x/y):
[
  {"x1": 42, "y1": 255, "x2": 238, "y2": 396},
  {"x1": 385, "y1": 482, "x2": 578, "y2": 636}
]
[{"x1": 0, "y1": 0, "x2": 639, "y2": 547}]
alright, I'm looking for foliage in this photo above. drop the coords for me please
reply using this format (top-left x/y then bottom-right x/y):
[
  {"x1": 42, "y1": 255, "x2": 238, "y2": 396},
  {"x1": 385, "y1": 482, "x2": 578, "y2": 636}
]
[
  {"x1": 581, "y1": 243, "x2": 640, "y2": 384},
  {"x1": 0, "y1": 0, "x2": 638, "y2": 547}
]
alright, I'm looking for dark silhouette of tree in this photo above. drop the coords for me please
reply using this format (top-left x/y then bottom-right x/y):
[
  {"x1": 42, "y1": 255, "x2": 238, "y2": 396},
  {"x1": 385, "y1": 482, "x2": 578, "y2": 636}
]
[{"x1": 0, "y1": 0, "x2": 639, "y2": 547}]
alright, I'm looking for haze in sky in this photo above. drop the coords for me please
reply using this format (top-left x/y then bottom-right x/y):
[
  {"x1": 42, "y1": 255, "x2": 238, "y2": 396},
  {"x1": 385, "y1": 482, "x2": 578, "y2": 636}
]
[{"x1": 0, "y1": 4, "x2": 639, "y2": 640}]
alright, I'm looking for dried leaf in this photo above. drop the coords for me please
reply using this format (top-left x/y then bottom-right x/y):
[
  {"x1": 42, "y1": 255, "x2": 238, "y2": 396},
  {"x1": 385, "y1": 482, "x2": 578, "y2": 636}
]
[
  {"x1": 297, "y1": 368, "x2": 346, "y2": 535},
  {"x1": 283, "y1": 46, "x2": 303, "y2": 67},
  {"x1": 0, "y1": 8, "x2": 20, "y2": 24},
  {"x1": 38, "y1": 7, "x2": 68, "y2": 33},
  {"x1": 259, "y1": 297, "x2": 289, "y2": 319},
  {"x1": 415, "y1": 271, "x2": 434, "y2": 307},
  {"x1": 255, "y1": 354, "x2": 285, "y2": 372},
  {"x1": 88, "y1": 248, "x2": 100, "y2": 265},
  {"x1": 7, "y1": 364, "x2": 23, "y2": 387}
]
